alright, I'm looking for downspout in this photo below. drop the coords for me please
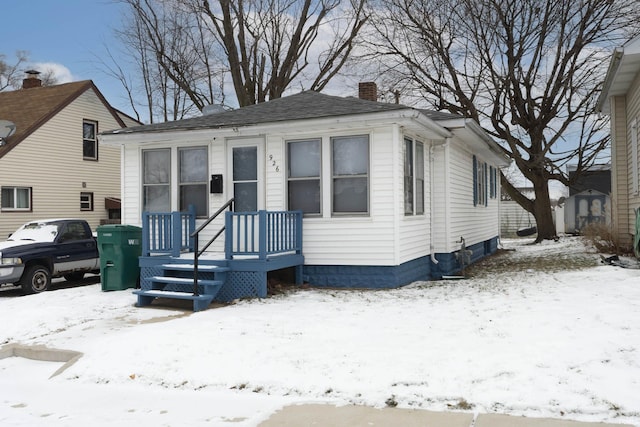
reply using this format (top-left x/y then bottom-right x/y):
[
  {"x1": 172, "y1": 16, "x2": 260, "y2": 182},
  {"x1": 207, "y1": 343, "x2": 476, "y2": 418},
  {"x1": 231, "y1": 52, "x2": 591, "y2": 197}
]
[{"x1": 430, "y1": 137, "x2": 451, "y2": 264}]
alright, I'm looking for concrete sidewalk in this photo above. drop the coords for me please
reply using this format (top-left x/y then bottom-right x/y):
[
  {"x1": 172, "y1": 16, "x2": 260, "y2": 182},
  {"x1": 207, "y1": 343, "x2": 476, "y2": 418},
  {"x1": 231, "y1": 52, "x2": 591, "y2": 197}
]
[{"x1": 259, "y1": 404, "x2": 633, "y2": 427}]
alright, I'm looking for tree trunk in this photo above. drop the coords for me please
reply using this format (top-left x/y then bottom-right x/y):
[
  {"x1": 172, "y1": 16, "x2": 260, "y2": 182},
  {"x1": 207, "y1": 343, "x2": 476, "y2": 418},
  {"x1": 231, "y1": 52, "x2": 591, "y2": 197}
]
[{"x1": 530, "y1": 175, "x2": 557, "y2": 242}]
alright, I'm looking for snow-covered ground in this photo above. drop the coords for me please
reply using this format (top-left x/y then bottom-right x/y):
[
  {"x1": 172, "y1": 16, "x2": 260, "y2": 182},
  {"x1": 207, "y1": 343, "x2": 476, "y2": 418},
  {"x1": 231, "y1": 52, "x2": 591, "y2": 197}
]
[{"x1": 1, "y1": 237, "x2": 639, "y2": 426}]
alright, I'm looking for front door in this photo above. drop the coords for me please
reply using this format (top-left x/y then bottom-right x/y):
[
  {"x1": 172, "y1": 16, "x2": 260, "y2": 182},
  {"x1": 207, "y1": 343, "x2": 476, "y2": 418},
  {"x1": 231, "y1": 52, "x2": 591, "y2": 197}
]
[{"x1": 228, "y1": 138, "x2": 264, "y2": 212}]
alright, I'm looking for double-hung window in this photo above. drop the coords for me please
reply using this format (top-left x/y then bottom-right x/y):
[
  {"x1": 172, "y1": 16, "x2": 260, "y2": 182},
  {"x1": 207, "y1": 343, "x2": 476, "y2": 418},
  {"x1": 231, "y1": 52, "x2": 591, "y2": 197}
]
[
  {"x1": 142, "y1": 149, "x2": 171, "y2": 212},
  {"x1": 287, "y1": 139, "x2": 321, "y2": 215},
  {"x1": 473, "y1": 155, "x2": 488, "y2": 206},
  {"x1": 179, "y1": 147, "x2": 208, "y2": 217},
  {"x1": 332, "y1": 135, "x2": 369, "y2": 214},
  {"x1": 80, "y1": 192, "x2": 94, "y2": 211},
  {"x1": 1, "y1": 187, "x2": 31, "y2": 211},
  {"x1": 83, "y1": 120, "x2": 98, "y2": 160},
  {"x1": 404, "y1": 138, "x2": 425, "y2": 215}
]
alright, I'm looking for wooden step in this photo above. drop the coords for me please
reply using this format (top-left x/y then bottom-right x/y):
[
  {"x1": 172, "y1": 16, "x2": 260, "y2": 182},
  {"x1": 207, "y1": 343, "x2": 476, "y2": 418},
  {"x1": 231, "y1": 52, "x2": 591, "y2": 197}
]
[
  {"x1": 133, "y1": 289, "x2": 214, "y2": 312},
  {"x1": 149, "y1": 276, "x2": 223, "y2": 295},
  {"x1": 161, "y1": 264, "x2": 230, "y2": 272}
]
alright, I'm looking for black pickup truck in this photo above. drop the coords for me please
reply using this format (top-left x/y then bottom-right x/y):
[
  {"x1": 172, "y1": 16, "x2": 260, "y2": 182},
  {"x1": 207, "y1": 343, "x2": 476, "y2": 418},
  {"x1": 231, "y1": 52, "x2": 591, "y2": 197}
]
[{"x1": 0, "y1": 219, "x2": 100, "y2": 294}]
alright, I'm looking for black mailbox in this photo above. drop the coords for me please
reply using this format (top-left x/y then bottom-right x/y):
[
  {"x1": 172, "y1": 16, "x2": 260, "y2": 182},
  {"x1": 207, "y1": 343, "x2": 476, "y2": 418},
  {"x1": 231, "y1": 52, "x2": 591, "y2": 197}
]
[{"x1": 210, "y1": 174, "x2": 223, "y2": 193}]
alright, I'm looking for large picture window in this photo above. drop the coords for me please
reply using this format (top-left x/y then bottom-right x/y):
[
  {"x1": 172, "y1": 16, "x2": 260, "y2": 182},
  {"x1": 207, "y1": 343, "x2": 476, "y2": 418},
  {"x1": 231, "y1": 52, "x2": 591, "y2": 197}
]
[
  {"x1": 332, "y1": 135, "x2": 369, "y2": 214},
  {"x1": 83, "y1": 120, "x2": 98, "y2": 160},
  {"x1": 1, "y1": 186, "x2": 31, "y2": 211},
  {"x1": 179, "y1": 147, "x2": 208, "y2": 217},
  {"x1": 287, "y1": 139, "x2": 321, "y2": 214},
  {"x1": 142, "y1": 149, "x2": 171, "y2": 212}
]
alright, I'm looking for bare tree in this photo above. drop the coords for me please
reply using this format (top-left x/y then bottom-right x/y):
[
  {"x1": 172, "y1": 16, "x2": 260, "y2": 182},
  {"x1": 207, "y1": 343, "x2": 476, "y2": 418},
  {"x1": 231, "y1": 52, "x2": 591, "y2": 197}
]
[
  {"x1": 112, "y1": 0, "x2": 368, "y2": 117},
  {"x1": 0, "y1": 51, "x2": 29, "y2": 91},
  {"x1": 101, "y1": 0, "x2": 224, "y2": 123},
  {"x1": 367, "y1": 0, "x2": 640, "y2": 241},
  {"x1": 199, "y1": 0, "x2": 368, "y2": 106}
]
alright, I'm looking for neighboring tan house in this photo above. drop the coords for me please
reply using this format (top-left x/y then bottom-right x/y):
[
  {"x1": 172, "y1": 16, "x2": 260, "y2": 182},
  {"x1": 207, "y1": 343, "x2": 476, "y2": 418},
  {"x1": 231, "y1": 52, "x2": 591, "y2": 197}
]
[
  {"x1": 0, "y1": 71, "x2": 138, "y2": 238},
  {"x1": 100, "y1": 82, "x2": 510, "y2": 309},
  {"x1": 597, "y1": 36, "x2": 640, "y2": 250}
]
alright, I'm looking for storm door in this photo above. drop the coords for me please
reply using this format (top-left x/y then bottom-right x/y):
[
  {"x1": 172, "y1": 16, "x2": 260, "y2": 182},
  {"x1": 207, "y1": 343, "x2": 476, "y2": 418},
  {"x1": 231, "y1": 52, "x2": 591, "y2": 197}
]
[{"x1": 228, "y1": 138, "x2": 263, "y2": 212}]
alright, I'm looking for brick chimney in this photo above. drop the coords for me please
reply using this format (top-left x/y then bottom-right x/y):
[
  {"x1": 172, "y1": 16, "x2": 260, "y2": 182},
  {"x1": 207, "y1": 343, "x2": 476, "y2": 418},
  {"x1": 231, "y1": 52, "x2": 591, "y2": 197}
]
[
  {"x1": 22, "y1": 70, "x2": 42, "y2": 89},
  {"x1": 358, "y1": 82, "x2": 378, "y2": 102}
]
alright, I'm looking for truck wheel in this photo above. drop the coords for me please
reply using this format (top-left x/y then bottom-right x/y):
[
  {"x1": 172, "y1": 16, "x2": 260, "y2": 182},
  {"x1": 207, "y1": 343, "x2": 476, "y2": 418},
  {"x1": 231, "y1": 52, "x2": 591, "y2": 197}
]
[
  {"x1": 64, "y1": 272, "x2": 85, "y2": 282},
  {"x1": 21, "y1": 265, "x2": 51, "y2": 294}
]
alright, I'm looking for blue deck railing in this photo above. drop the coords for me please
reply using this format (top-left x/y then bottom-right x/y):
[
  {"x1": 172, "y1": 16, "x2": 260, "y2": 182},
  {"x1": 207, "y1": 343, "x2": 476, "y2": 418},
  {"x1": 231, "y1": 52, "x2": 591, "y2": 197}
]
[
  {"x1": 141, "y1": 205, "x2": 196, "y2": 257},
  {"x1": 225, "y1": 210, "x2": 303, "y2": 259},
  {"x1": 141, "y1": 206, "x2": 303, "y2": 260}
]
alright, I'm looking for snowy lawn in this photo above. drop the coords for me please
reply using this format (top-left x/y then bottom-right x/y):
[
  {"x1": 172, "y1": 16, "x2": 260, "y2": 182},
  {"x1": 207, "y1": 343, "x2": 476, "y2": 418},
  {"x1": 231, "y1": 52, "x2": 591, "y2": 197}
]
[{"x1": 0, "y1": 236, "x2": 639, "y2": 426}]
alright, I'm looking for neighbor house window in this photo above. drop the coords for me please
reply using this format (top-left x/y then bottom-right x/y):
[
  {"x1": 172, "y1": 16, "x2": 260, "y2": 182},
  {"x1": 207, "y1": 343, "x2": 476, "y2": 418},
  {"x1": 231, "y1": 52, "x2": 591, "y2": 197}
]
[
  {"x1": 80, "y1": 192, "x2": 94, "y2": 211},
  {"x1": 473, "y1": 155, "x2": 487, "y2": 206},
  {"x1": 332, "y1": 135, "x2": 369, "y2": 214},
  {"x1": 287, "y1": 138, "x2": 321, "y2": 214},
  {"x1": 179, "y1": 147, "x2": 208, "y2": 217},
  {"x1": 142, "y1": 149, "x2": 171, "y2": 212},
  {"x1": 1, "y1": 186, "x2": 31, "y2": 211},
  {"x1": 83, "y1": 120, "x2": 98, "y2": 160},
  {"x1": 404, "y1": 138, "x2": 425, "y2": 215}
]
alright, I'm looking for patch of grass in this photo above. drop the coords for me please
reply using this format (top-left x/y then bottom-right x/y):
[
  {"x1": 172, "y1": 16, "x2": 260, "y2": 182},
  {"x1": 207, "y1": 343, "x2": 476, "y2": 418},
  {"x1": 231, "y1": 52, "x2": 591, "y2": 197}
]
[
  {"x1": 464, "y1": 240, "x2": 599, "y2": 279},
  {"x1": 385, "y1": 396, "x2": 398, "y2": 407},
  {"x1": 447, "y1": 398, "x2": 474, "y2": 410}
]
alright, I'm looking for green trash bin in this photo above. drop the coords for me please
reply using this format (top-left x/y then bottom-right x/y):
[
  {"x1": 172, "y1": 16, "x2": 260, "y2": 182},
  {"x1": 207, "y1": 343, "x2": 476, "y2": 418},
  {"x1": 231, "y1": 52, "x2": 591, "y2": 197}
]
[{"x1": 97, "y1": 224, "x2": 142, "y2": 291}]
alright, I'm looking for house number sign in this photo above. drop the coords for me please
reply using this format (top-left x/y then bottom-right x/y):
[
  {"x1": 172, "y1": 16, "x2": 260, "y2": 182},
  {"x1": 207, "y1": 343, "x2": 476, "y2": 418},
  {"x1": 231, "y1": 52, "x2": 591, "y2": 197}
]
[{"x1": 268, "y1": 154, "x2": 280, "y2": 172}]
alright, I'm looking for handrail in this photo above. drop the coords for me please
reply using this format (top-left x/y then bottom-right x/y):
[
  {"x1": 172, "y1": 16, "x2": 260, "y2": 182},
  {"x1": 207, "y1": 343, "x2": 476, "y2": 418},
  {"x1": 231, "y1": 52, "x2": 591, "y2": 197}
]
[{"x1": 190, "y1": 198, "x2": 234, "y2": 296}]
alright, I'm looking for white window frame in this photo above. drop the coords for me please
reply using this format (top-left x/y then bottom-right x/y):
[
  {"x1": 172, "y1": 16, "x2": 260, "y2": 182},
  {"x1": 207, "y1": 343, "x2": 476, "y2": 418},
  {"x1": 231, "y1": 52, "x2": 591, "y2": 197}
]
[
  {"x1": 404, "y1": 137, "x2": 425, "y2": 216},
  {"x1": 178, "y1": 146, "x2": 209, "y2": 218},
  {"x1": 83, "y1": 120, "x2": 98, "y2": 161},
  {"x1": 287, "y1": 138, "x2": 322, "y2": 216},
  {"x1": 1, "y1": 186, "x2": 32, "y2": 211},
  {"x1": 142, "y1": 148, "x2": 171, "y2": 213},
  {"x1": 331, "y1": 134, "x2": 370, "y2": 215},
  {"x1": 474, "y1": 156, "x2": 487, "y2": 207},
  {"x1": 80, "y1": 192, "x2": 94, "y2": 211}
]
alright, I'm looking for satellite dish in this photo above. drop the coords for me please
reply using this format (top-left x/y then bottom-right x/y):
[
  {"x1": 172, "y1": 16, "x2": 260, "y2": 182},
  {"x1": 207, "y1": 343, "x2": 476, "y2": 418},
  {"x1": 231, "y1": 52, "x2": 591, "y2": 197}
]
[{"x1": 0, "y1": 120, "x2": 16, "y2": 143}]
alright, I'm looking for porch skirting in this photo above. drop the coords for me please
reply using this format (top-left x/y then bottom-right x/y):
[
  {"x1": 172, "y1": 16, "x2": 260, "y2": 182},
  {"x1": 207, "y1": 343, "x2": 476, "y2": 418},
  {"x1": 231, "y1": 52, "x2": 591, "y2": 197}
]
[{"x1": 303, "y1": 236, "x2": 499, "y2": 288}]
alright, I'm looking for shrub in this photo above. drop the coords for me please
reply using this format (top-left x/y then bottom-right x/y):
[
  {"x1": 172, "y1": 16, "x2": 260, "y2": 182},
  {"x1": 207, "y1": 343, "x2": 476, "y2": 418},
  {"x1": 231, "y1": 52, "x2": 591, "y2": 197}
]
[{"x1": 581, "y1": 222, "x2": 633, "y2": 255}]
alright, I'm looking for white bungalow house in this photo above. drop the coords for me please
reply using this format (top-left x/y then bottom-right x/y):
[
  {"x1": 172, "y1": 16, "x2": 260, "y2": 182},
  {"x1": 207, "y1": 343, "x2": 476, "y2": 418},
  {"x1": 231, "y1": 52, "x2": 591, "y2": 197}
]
[
  {"x1": 597, "y1": 36, "x2": 640, "y2": 252},
  {"x1": 100, "y1": 83, "x2": 510, "y2": 310}
]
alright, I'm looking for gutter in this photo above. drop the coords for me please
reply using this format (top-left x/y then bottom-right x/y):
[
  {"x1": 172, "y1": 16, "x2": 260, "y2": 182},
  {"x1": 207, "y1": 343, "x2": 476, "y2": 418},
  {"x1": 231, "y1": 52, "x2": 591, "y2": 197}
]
[
  {"x1": 430, "y1": 137, "x2": 451, "y2": 265},
  {"x1": 596, "y1": 47, "x2": 624, "y2": 113}
]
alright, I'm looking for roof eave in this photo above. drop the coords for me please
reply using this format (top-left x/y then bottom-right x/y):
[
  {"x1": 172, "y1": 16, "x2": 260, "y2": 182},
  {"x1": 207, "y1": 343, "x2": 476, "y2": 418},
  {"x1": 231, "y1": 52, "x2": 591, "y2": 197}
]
[
  {"x1": 100, "y1": 108, "x2": 454, "y2": 144},
  {"x1": 596, "y1": 47, "x2": 625, "y2": 114}
]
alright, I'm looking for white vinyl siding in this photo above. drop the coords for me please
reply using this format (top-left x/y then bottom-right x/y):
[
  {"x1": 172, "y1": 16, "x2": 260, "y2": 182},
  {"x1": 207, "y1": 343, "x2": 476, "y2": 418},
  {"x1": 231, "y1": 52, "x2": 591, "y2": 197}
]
[
  {"x1": 625, "y1": 69, "x2": 640, "y2": 237},
  {"x1": 116, "y1": 117, "x2": 503, "y2": 268},
  {"x1": 0, "y1": 89, "x2": 122, "y2": 237}
]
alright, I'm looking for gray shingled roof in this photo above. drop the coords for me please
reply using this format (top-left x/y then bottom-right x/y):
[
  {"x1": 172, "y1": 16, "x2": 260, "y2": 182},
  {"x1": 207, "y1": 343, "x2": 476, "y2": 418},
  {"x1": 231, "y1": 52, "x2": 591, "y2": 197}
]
[
  {"x1": 103, "y1": 90, "x2": 412, "y2": 135},
  {"x1": 420, "y1": 109, "x2": 463, "y2": 121}
]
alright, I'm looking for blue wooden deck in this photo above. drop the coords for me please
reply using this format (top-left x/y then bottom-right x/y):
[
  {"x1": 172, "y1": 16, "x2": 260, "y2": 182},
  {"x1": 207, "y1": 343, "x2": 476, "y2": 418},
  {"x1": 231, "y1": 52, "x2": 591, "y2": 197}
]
[{"x1": 135, "y1": 206, "x2": 304, "y2": 311}]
